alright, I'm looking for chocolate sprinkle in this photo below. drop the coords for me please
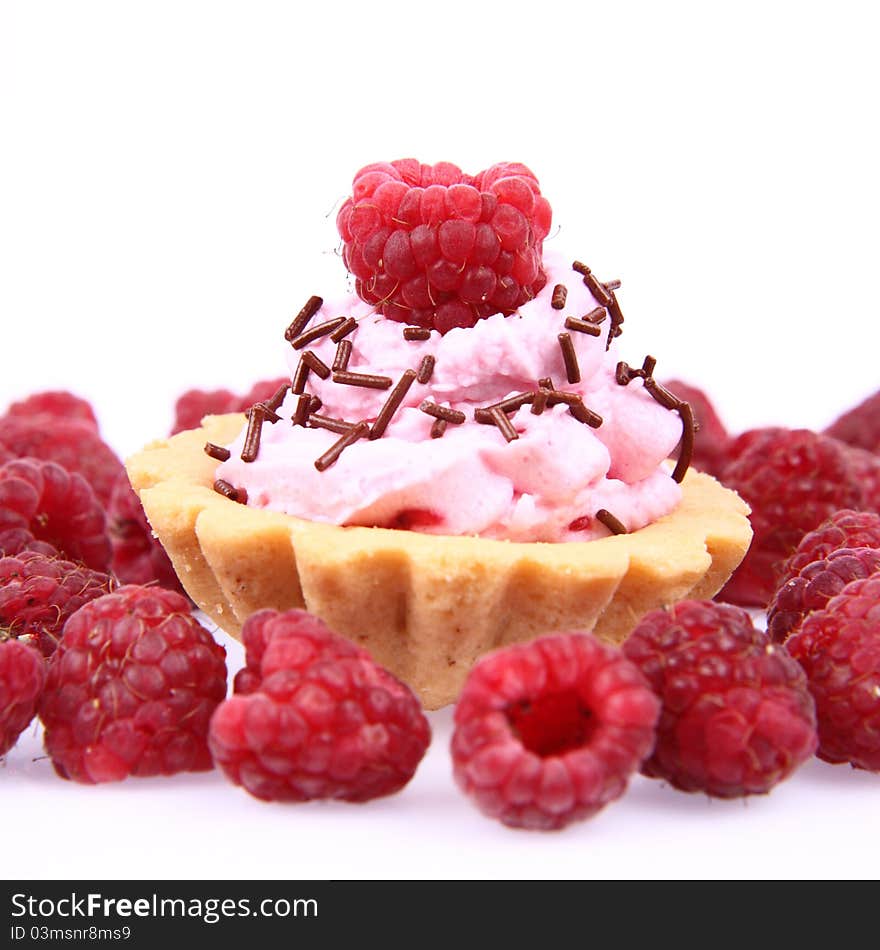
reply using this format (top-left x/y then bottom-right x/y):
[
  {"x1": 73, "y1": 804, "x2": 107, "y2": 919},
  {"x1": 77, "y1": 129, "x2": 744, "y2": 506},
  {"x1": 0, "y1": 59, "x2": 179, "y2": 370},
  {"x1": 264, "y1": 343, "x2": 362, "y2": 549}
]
[
  {"x1": 332, "y1": 370, "x2": 392, "y2": 390},
  {"x1": 284, "y1": 295, "x2": 323, "y2": 342},
  {"x1": 333, "y1": 339, "x2": 352, "y2": 373},
  {"x1": 572, "y1": 261, "x2": 613, "y2": 308},
  {"x1": 558, "y1": 332, "x2": 581, "y2": 384},
  {"x1": 430, "y1": 418, "x2": 448, "y2": 438},
  {"x1": 204, "y1": 442, "x2": 231, "y2": 462},
  {"x1": 488, "y1": 406, "x2": 519, "y2": 442},
  {"x1": 290, "y1": 316, "x2": 347, "y2": 351},
  {"x1": 604, "y1": 279, "x2": 621, "y2": 291},
  {"x1": 314, "y1": 421, "x2": 370, "y2": 472},
  {"x1": 308, "y1": 413, "x2": 356, "y2": 435},
  {"x1": 670, "y1": 401, "x2": 695, "y2": 483},
  {"x1": 291, "y1": 393, "x2": 312, "y2": 427},
  {"x1": 302, "y1": 350, "x2": 331, "y2": 380},
  {"x1": 309, "y1": 394, "x2": 323, "y2": 412},
  {"x1": 240, "y1": 405, "x2": 267, "y2": 462},
  {"x1": 292, "y1": 355, "x2": 310, "y2": 394},
  {"x1": 606, "y1": 292, "x2": 625, "y2": 350},
  {"x1": 246, "y1": 402, "x2": 281, "y2": 424},
  {"x1": 370, "y1": 369, "x2": 417, "y2": 440},
  {"x1": 330, "y1": 317, "x2": 358, "y2": 343},
  {"x1": 564, "y1": 316, "x2": 602, "y2": 337},
  {"x1": 551, "y1": 284, "x2": 568, "y2": 310},
  {"x1": 546, "y1": 390, "x2": 603, "y2": 428},
  {"x1": 213, "y1": 479, "x2": 247, "y2": 504},
  {"x1": 404, "y1": 326, "x2": 432, "y2": 341},
  {"x1": 596, "y1": 508, "x2": 627, "y2": 535},
  {"x1": 538, "y1": 376, "x2": 554, "y2": 390},
  {"x1": 419, "y1": 401, "x2": 466, "y2": 425},
  {"x1": 530, "y1": 388, "x2": 548, "y2": 415},
  {"x1": 416, "y1": 355, "x2": 435, "y2": 384},
  {"x1": 615, "y1": 355, "x2": 694, "y2": 482},
  {"x1": 265, "y1": 384, "x2": 290, "y2": 413}
]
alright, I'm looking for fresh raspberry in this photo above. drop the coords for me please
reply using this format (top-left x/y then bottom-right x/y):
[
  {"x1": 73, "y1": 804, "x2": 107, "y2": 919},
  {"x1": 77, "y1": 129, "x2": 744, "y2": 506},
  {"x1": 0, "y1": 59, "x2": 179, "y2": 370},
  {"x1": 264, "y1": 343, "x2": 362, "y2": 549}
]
[
  {"x1": 230, "y1": 607, "x2": 359, "y2": 696},
  {"x1": 107, "y1": 475, "x2": 184, "y2": 594},
  {"x1": 0, "y1": 636, "x2": 46, "y2": 756},
  {"x1": 170, "y1": 377, "x2": 289, "y2": 435},
  {"x1": 841, "y1": 444, "x2": 880, "y2": 514},
  {"x1": 336, "y1": 159, "x2": 553, "y2": 334},
  {"x1": 38, "y1": 585, "x2": 227, "y2": 783},
  {"x1": 0, "y1": 415, "x2": 124, "y2": 506},
  {"x1": 623, "y1": 601, "x2": 817, "y2": 797},
  {"x1": 209, "y1": 609, "x2": 430, "y2": 802},
  {"x1": 661, "y1": 378, "x2": 730, "y2": 476},
  {"x1": 767, "y1": 547, "x2": 880, "y2": 644},
  {"x1": 718, "y1": 428, "x2": 866, "y2": 606},
  {"x1": 0, "y1": 550, "x2": 113, "y2": 657},
  {"x1": 781, "y1": 509, "x2": 880, "y2": 581},
  {"x1": 825, "y1": 388, "x2": 880, "y2": 453},
  {"x1": 239, "y1": 377, "x2": 290, "y2": 410},
  {"x1": 171, "y1": 388, "x2": 239, "y2": 435},
  {"x1": 787, "y1": 571, "x2": 880, "y2": 771},
  {"x1": 0, "y1": 458, "x2": 111, "y2": 572},
  {"x1": 4, "y1": 391, "x2": 100, "y2": 432},
  {"x1": 451, "y1": 633, "x2": 659, "y2": 830}
]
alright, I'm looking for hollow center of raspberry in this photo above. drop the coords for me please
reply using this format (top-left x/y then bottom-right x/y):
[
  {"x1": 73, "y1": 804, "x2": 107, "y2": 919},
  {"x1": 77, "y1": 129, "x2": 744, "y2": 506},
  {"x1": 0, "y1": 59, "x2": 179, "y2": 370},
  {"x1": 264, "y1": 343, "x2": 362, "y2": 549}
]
[{"x1": 507, "y1": 690, "x2": 596, "y2": 757}]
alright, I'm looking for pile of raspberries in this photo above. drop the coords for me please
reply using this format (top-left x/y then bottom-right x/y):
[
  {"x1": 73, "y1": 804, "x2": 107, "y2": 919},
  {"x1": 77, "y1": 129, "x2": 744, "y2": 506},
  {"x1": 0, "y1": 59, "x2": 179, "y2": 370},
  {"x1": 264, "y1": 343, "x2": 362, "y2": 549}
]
[{"x1": 1, "y1": 374, "x2": 879, "y2": 831}]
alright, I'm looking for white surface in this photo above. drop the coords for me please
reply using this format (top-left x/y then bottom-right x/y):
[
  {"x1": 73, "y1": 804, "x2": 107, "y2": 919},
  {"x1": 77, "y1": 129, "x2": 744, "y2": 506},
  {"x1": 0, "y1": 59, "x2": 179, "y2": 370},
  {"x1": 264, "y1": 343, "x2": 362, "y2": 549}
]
[{"x1": 1, "y1": 1, "x2": 878, "y2": 880}]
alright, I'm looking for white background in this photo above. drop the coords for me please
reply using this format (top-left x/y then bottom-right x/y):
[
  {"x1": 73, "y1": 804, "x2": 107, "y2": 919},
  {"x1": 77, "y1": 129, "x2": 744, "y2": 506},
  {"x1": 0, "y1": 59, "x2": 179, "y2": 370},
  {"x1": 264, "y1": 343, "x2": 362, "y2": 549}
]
[{"x1": 1, "y1": 1, "x2": 877, "y2": 879}]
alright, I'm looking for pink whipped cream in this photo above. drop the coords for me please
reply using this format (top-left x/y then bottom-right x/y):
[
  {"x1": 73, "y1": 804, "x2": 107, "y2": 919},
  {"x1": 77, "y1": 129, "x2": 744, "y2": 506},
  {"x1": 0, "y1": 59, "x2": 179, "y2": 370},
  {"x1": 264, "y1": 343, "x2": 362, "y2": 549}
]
[{"x1": 216, "y1": 251, "x2": 684, "y2": 542}]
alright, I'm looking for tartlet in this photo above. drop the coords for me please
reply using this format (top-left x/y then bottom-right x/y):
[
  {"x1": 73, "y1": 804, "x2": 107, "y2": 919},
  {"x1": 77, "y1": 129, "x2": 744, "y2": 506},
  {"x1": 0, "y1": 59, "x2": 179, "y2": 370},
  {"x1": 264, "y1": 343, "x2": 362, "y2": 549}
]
[{"x1": 127, "y1": 412, "x2": 750, "y2": 708}]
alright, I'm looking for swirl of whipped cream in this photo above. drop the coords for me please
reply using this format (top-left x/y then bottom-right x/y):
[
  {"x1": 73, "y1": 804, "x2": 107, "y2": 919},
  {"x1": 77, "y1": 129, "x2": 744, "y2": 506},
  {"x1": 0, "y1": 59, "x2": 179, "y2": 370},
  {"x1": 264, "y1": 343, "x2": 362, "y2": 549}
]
[{"x1": 216, "y1": 252, "x2": 683, "y2": 542}]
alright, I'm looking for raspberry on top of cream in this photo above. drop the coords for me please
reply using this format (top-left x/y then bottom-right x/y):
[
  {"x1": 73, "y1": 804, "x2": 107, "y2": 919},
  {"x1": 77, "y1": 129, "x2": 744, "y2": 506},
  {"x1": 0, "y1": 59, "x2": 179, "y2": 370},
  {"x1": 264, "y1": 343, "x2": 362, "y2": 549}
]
[{"x1": 213, "y1": 250, "x2": 693, "y2": 543}]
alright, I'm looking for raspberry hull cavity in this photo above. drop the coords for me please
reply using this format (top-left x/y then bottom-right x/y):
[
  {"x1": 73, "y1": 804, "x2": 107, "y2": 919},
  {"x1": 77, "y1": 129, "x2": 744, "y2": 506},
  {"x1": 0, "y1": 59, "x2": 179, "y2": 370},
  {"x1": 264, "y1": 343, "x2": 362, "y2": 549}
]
[{"x1": 451, "y1": 633, "x2": 660, "y2": 830}]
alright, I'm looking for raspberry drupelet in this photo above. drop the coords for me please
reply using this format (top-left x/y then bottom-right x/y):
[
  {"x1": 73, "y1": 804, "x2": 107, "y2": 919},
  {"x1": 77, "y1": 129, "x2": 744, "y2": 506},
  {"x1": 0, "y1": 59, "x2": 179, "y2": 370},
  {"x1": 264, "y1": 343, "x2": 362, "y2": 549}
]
[{"x1": 450, "y1": 633, "x2": 660, "y2": 830}]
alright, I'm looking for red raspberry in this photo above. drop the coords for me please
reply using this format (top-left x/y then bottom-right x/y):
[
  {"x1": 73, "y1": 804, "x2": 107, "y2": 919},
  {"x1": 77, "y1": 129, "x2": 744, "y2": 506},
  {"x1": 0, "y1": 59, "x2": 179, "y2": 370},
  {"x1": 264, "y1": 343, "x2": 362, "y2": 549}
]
[
  {"x1": 38, "y1": 585, "x2": 227, "y2": 783},
  {"x1": 781, "y1": 510, "x2": 880, "y2": 583},
  {"x1": 4, "y1": 391, "x2": 100, "y2": 432},
  {"x1": 239, "y1": 377, "x2": 290, "y2": 410},
  {"x1": 767, "y1": 547, "x2": 880, "y2": 644},
  {"x1": 718, "y1": 428, "x2": 865, "y2": 606},
  {"x1": 230, "y1": 607, "x2": 359, "y2": 696},
  {"x1": 0, "y1": 636, "x2": 46, "y2": 756},
  {"x1": 170, "y1": 377, "x2": 289, "y2": 435},
  {"x1": 623, "y1": 601, "x2": 817, "y2": 797},
  {"x1": 787, "y1": 571, "x2": 880, "y2": 771},
  {"x1": 0, "y1": 458, "x2": 111, "y2": 572},
  {"x1": 107, "y1": 475, "x2": 185, "y2": 594},
  {"x1": 171, "y1": 388, "x2": 239, "y2": 435},
  {"x1": 0, "y1": 551, "x2": 113, "y2": 657},
  {"x1": 209, "y1": 609, "x2": 430, "y2": 802},
  {"x1": 451, "y1": 633, "x2": 659, "y2": 830},
  {"x1": 336, "y1": 159, "x2": 552, "y2": 334},
  {"x1": 825, "y1": 388, "x2": 880, "y2": 453},
  {"x1": 841, "y1": 444, "x2": 880, "y2": 514},
  {"x1": 661, "y1": 378, "x2": 731, "y2": 477},
  {"x1": 0, "y1": 415, "x2": 124, "y2": 506}
]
